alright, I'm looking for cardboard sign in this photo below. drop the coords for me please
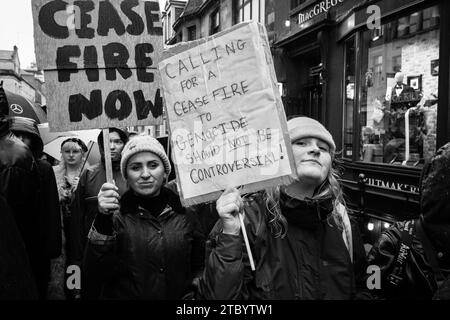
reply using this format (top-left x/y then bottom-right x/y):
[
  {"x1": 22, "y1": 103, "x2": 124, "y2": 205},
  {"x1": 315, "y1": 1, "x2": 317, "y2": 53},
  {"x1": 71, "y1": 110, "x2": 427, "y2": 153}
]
[
  {"x1": 159, "y1": 21, "x2": 296, "y2": 206},
  {"x1": 32, "y1": 0, "x2": 163, "y2": 131}
]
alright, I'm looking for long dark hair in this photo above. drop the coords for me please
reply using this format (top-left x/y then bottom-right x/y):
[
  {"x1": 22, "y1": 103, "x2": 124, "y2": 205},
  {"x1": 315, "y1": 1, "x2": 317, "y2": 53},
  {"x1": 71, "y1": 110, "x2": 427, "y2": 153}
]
[{"x1": 263, "y1": 161, "x2": 346, "y2": 238}]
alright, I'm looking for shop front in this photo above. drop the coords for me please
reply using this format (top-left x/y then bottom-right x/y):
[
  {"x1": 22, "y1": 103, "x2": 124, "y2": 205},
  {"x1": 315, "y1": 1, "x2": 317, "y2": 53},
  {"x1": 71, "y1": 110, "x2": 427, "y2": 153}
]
[{"x1": 273, "y1": 0, "x2": 449, "y2": 245}]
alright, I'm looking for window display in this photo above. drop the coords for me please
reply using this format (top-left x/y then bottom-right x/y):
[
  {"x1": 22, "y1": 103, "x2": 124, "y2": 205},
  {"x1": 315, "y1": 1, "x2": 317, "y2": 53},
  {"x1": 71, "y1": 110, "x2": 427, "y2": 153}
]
[
  {"x1": 343, "y1": 37, "x2": 355, "y2": 158},
  {"x1": 345, "y1": 5, "x2": 440, "y2": 166}
]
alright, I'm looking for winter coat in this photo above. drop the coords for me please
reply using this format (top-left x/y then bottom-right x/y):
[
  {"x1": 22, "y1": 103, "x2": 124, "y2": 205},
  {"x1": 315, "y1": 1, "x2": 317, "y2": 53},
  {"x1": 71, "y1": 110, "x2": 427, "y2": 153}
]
[
  {"x1": 68, "y1": 162, "x2": 127, "y2": 267},
  {"x1": 166, "y1": 179, "x2": 219, "y2": 237},
  {"x1": 83, "y1": 187, "x2": 206, "y2": 300},
  {"x1": 0, "y1": 194, "x2": 38, "y2": 299},
  {"x1": 38, "y1": 159, "x2": 62, "y2": 259},
  {"x1": 368, "y1": 142, "x2": 450, "y2": 299},
  {"x1": 198, "y1": 192, "x2": 368, "y2": 300},
  {"x1": 0, "y1": 131, "x2": 42, "y2": 290}
]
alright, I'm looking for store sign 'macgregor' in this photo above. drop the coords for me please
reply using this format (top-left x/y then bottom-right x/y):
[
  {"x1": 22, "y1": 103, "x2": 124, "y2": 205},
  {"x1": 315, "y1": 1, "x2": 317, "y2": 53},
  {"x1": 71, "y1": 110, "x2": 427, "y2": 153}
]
[{"x1": 298, "y1": 0, "x2": 345, "y2": 25}]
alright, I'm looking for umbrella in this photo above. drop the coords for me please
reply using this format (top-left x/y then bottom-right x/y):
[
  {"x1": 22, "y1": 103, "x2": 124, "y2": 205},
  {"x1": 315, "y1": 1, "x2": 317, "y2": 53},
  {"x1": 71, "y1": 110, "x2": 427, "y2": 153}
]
[
  {"x1": 43, "y1": 128, "x2": 101, "y2": 166},
  {"x1": 37, "y1": 122, "x2": 77, "y2": 145},
  {"x1": 5, "y1": 90, "x2": 47, "y2": 123}
]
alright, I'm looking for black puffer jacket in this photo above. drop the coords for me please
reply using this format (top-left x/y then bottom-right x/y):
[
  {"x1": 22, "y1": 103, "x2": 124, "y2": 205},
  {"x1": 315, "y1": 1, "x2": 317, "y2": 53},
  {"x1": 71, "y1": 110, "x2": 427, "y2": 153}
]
[
  {"x1": 0, "y1": 129, "x2": 42, "y2": 287},
  {"x1": 0, "y1": 194, "x2": 38, "y2": 299},
  {"x1": 368, "y1": 142, "x2": 450, "y2": 299},
  {"x1": 198, "y1": 192, "x2": 368, "y2": 300},
  {"x1": 83, "y1": 187, "x2": 205, "y2": 299},
  {"x1": 69, "y1": 162, "x2": 128, "y2": 268}
]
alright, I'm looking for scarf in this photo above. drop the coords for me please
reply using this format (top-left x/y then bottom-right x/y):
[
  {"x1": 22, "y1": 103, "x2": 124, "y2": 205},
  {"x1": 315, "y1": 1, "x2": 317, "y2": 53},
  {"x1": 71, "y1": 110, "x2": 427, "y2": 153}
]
[{"x1": 121, "y1": 187, "x2": 184, "y2": 218}]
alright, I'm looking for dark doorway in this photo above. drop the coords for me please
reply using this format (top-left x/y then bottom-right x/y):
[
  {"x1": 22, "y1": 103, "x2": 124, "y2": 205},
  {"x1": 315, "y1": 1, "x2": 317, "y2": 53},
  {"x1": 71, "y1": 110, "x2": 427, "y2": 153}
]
[{"x1": 284, "y1": 47, "x2": 323, "y2": 122}]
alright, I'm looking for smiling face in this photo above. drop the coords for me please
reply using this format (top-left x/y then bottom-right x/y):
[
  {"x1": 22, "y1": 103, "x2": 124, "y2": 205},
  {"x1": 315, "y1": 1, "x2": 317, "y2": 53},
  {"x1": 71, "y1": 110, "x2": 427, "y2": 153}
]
[
  {"x1": 126, "y1": 152, "x2": 166, "y2": 197},
  {"x1": 292, "y1": 137, "x2": 332, "y2": 189}
]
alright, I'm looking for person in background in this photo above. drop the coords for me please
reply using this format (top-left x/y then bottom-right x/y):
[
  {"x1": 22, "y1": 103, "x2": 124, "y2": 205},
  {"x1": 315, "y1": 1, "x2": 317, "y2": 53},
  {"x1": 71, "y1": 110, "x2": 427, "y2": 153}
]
[
  {"x1": 83, "y1": 134, "x2": 205, "y2": 299},
  {"x1": 51, "y1": 137, "x2": 87, "y2": 299},
  {"x1": 199, "y1": 116, "x2": 368, "y2": 300},
  {"x1": 10, "y1": 116, "x2": 62, "y2": 300},
  {"x1": 69, "y1": 127, "x2": 128, "y2": 299},
  {"x1": 0, "y1": 81, "x2": 38, "y2": 299},
  {"x1": 368, "y1": 142, "x2": 450, "y2": 299}
]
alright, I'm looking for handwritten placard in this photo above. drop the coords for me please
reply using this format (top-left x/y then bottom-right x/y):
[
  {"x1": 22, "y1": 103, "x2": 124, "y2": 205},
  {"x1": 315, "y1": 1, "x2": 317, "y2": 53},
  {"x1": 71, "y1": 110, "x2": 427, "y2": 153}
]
[
  {"x1": 32, "y1": 0, "x2": 163, "y2": 131},
  {"x1": 159, "y1": 21, "x2": 296, "y2": 206}
]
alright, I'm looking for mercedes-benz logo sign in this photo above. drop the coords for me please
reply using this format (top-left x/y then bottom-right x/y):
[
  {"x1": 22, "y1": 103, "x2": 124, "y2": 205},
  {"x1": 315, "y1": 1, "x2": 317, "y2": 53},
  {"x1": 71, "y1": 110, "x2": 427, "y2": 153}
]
[{"x1": 10, "y1": 104, "x2": 23, "y2": 114}]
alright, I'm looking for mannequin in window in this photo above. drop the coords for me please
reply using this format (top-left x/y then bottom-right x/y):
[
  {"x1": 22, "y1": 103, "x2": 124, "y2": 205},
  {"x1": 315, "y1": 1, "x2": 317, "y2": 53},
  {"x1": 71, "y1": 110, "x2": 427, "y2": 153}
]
[
  {"x1": 383, "y1": 72, "x2": 417, "y2": 163},
  {"x1": 390, "y1": 72, "x2": 416, "y2": 111}
]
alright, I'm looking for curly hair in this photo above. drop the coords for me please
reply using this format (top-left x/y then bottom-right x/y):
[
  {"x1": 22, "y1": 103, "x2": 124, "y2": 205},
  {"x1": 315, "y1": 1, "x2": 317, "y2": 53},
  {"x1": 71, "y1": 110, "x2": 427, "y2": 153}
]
[{"x1": 264, "y1": 161, "x2": 346, "y2": 238}]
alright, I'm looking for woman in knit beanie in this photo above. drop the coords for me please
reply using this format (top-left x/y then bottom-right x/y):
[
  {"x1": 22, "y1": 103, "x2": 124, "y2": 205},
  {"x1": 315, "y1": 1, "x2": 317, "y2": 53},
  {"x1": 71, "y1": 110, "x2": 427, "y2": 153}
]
[
  {"x1": 83, "y1": 134, "x2": 205, "y2": 300},
  {"x1": 199, "y1": 116, "x2": 368, "y2": 300}
]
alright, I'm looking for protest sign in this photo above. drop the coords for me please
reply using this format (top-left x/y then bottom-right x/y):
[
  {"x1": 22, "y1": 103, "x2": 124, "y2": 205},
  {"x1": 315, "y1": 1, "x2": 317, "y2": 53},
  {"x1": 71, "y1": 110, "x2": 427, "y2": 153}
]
[
  {"x1": 32, "y1": 0, "x2": 163, "y2": 131},
  {"x1": 159, "y1": 21, "x2": 297, "y2": 206}
]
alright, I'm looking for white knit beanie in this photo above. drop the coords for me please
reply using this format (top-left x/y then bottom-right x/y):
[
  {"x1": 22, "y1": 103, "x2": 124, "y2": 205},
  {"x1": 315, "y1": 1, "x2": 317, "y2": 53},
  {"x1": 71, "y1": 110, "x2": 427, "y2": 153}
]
[
  {"x1": 287, "y1": 117, "x2": 336, "y2": 154},
  {"x1": 120, "y1": 134, "x2": 171, "y2": 179}
]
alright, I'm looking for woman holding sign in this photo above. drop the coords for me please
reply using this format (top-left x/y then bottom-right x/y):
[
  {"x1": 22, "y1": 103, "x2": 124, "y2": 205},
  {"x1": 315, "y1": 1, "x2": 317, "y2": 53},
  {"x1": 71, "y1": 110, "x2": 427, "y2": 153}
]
[
  {"x1": 199, "y1": 117, "x2": 369, "y2": 300},
  {"x1": 83, "y1": 134, "x2": 205, "y2": 299}
]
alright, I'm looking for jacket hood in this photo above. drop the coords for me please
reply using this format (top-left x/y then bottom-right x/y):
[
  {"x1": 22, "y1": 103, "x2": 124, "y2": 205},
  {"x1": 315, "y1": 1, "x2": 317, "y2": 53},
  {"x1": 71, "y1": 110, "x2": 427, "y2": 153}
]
[
  {"x1": 97, "y1": 127, "x2": 128, "y2": 166},
  {"x1": 420, "y1": 142, "x2": 450, "y2": 224},
  {"x1": 97, "y1": 127, "x2": 129, "y2": 149},
  {"x1": 10, "y1": 116, "x2": 43, "y2": 157},
  {"x1": 280, "y1": 191, "x2": 334, "y2": 229}
]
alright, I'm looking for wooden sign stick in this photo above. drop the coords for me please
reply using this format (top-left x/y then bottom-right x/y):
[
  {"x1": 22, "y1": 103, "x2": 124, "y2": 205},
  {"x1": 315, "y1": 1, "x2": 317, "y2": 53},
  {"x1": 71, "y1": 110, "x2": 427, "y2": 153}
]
[
  {"x1": 78, "y1": 141, "x2": 94, "y2": 178},
  {"x1": 239, "y1": 210, "x2": 256, "y2": 271},
  {"x1": 165, "y1": 133, "x2": 171, "y2": 185},
  {"x1": 102, "y1": 128, "x2": 113, "y2": 184}
]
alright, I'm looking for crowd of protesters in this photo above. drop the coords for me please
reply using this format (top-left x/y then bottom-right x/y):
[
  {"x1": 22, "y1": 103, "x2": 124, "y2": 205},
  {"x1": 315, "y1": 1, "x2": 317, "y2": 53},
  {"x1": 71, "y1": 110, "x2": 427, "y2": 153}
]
[{"x1": 1, "y1": 80, "x2": 449, "y2": 300}]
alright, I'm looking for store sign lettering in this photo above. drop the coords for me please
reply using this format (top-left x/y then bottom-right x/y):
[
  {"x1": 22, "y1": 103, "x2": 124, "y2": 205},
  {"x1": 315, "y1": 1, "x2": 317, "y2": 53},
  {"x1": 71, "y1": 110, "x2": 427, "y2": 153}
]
[
  {"x1": 366, "y1": 178, "x2": 419, "y2": 194},
  {"x1": 298, "y1": 0, "x2": 345, "y2": 25}
]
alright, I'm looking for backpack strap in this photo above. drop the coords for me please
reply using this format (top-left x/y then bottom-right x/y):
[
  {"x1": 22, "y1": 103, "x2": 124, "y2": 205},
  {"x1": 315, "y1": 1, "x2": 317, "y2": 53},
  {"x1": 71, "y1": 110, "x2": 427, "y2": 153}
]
[{"x1": 386, "y1": 220, "x2": 415, "y2": 287}]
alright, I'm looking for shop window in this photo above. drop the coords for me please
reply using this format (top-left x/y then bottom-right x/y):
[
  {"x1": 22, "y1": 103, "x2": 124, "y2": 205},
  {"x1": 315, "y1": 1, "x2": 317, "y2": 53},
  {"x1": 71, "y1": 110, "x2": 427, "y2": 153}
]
[
  {"x1": 187, "y1": 25, "x2": 196, "y2": 41},
  {"x1": 351, "y1": 5, "x2": 440, "y2": 166},
  {"x1": 343, "y1": 37, "x2": 355, "y2": 159}
]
